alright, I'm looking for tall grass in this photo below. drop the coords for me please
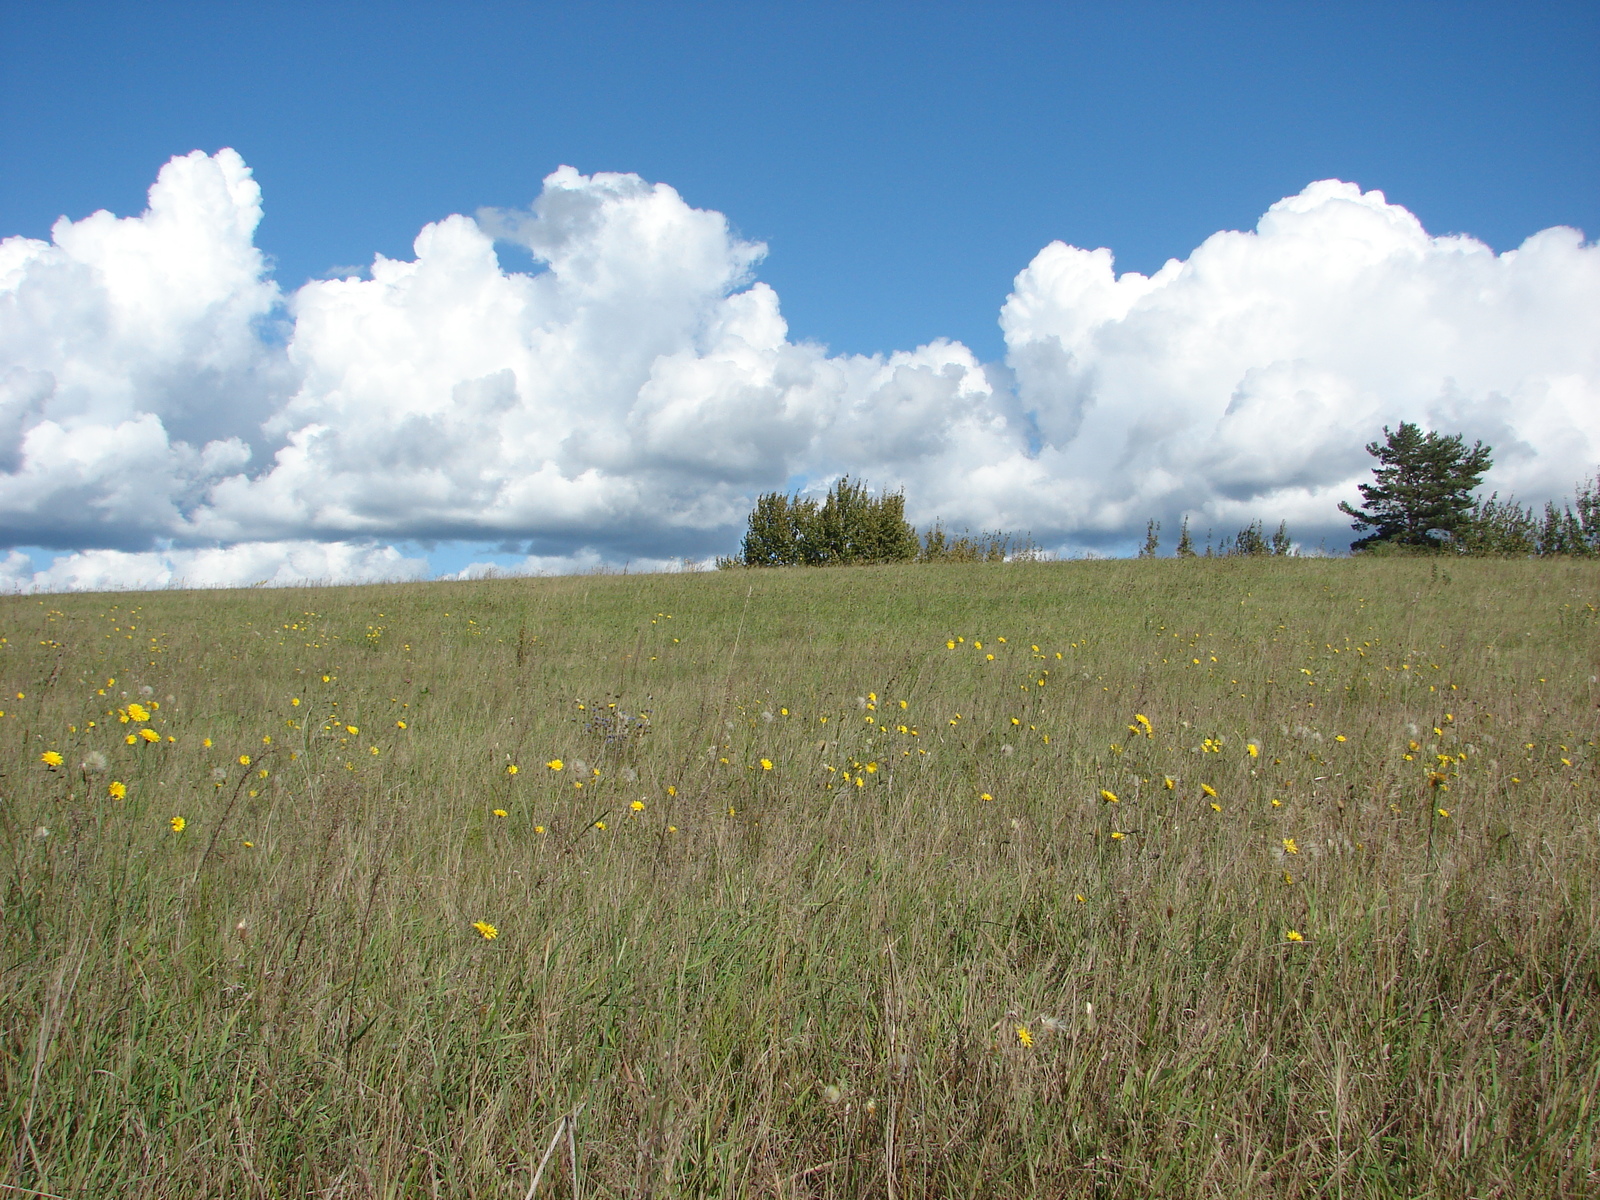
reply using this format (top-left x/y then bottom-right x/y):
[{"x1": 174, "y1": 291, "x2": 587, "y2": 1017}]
[{"x1": 2, "y1": 557, "x2": 1597, "y2": 1197}]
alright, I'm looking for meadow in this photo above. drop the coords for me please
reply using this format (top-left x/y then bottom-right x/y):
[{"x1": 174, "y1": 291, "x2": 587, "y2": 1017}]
[{"x1": 1, "y1": 557, "x2": 1597, "y2": 1198}]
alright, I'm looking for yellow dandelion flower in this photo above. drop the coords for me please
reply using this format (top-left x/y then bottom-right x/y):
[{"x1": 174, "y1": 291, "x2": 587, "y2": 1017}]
[
  {"x1": 203, "y1": 737, "x2": 213, "y2": 748},
  {"x1": 1282, "y1": 871, "x2": 1294, "y2": 884},
  {"x1": 40, "y1": 750, "x2": 64, "y2": 767},
  {"x1": 1247, "y1": 743, "x2": 1260, "y2": 758},
  {"x1": 139, "y1": 728, "x2": 160, "y2": 743},
  {"x1": 630, "y1": 800, "x2": 645, "y2": 812},
  {"x1": 1200, "y1": 783, "x2": 1217, "y2": 798},
  {"x1": 472, "y1": 921, "x2": 498, "y2": 940},
  {"x1": 108, "y1": 780, "x2": 127, "y2": 799},
  {"x1": 666, "y1": 785, "x2": 677, "y2": 796},
  {"x1": 1074, "y1": 893, "x2": 1086, "y2": 904},
  {"x1": 243, "y1": 840, "x2": 254, "y2": 848},
  {"x1": 124, "y1": 734, "x2": 137, "y2": 745},
  {"x1": 506, "y1": 764, "x2": 518, "y2": 775},
  {"x1": 291, "y1": 697, "x2": 301, "y2": 707},
  {"x1": 727, "y1": 806, "x2": 737, "y2": 817},
  {"x1": 1272, "y1": 798, "x2": 1283, "y2": 807},
  {"x1": 170, "y1": 816, "x2": 186, "y2": 833},
  {"x1": 345, "y1": 725, "x2": 359, "y2": 736},
  {"x1": 1016, "y1": 1025, "x2": 1033, "y2": 1048},
  {"x1": 1111, "y1": 830, "x2": 1126, "y2": 840},
  {"x1": 760, "y1": 758, "x2": 773, "y2": 770},
  {"x1": 1282, "y1": 837, "x2": 1299, "y2": 854},
  {"x1": 593, "y1": 819, "x2": 605, "y2": 829},
  {"x1": 667, "y1": 825, "x2": 678, "y2": 833},
  {"x1": 534, "y1": 825, "x2": 546, "y2": 834},
  {"x1": 1334, "y1": 734, "x2": 1347, "y2": 743},
  {"x1": 126, "y1": 702, "x2": 150, "y2": 722},
  {"x1": 980, "y1": 792, "x2": 993, "y2": 801},
  {"x1": 1210, "y1": 802, "x2": 1222, "y2": 812},
  {"x1": 1437, "y1": 808, "x2": 1450, "y2": 818},
  {"x1": 546, "y1": 759, "x2": 564, "y2": 771},
  {"x1": 493, "y1": 808, "x2": 508, "y2": 818},
  {"x1": 322, "y1": 675, "x2": 330, "y2": 682},
  {"x1": 1100, "y1": 789, "x2": 1118, "y2": 803},
  {"x1": 1284, "y1": 930, "x2": 1304, "y2": 942},
  {"x1": 1163, "y1": 777, "x2": 1175, "y2": 790}
]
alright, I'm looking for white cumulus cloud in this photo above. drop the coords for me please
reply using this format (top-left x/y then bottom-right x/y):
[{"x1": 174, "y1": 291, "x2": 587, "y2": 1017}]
[
  {"x1": 1, "y1": 154, "x2": 1595, "y2": 587},
  {"x1": 5, "y1": 541, "x2": 427, "y2": 593},
  {"x1": 999, "y1": 180, "x2": 1600, "y2": 548}
]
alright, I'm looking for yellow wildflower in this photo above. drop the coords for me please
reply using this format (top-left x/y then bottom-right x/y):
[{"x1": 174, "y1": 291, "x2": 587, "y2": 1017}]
[
  {"x1": 1100, "y1": 789, "x2": 1118, "y2": 803},
  {"x1": 1016, "y1": 1025, "x2": 1033, "y2": 1048},
  {"x1": 760, "y1": 758, "x2": 773, "y2": 770},
  {"x1": 1284, "y1": 930, "x2": 1303, "y2": 942},
  {"x1": 108, "y1": 780, "x2": 126, "y2": 799},
  {"x1": 493, "y1": 809, "x2": 508, "y2": 818},
  {"x1": 1200, "y1": 783, "x2": 1217, "y2": 798},
  {"x1": 506, "y1": 764, "x2": 519, "y2": 775},
  {"x1": 1282, "y1": 837, "x2": 1299, "y2": 854},
  {"x1": 631, "y1": 800, "x2": 645, "y2": 812},
  {"x1": 546, "y1": 759, "x2": 564, "y2": 771},
  {"x1": 472, "y1": 921, "x2": 498, "y2": 940},
  {"x1": 170, "y1": 816, "x2": 186, "y2": 833},
  {"x1": 40, "y1": 750, "x2": 64, "y2": 767},
  {"x1": 139, "y1": 728, "x2": 160, "y2": 743},
  {"x1": 126, "y1": 702, "x2": 150, "y2": 722}
]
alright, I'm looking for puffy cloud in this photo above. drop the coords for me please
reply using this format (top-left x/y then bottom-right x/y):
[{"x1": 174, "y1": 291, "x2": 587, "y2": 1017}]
[
  {"x1": 0, "y1": 149, "x2": 290, "y2": 549},
  {"x1": 6, "y1": 541, "x2": 427, "y2": 593},
  {"x1": 1000, "y1": 180, "x2": 1600, "y2": 547},
  {"x1": 1, "y1": 155, "x2": 1596, "y2": 588}
]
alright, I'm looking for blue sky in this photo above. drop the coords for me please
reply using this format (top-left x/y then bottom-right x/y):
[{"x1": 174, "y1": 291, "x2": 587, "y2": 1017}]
[
  {"x1": 1, "y1": 2, "x2": 1597, "y2": 588},
  {"x1": 6, "y1": 1, "x2": 1595, "y2": 362}
]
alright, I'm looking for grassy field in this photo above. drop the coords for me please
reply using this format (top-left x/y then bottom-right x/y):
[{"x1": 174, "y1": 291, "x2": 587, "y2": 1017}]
[{"x1": 1, "y1": 557, "x2": 1597, "y2": 1198}]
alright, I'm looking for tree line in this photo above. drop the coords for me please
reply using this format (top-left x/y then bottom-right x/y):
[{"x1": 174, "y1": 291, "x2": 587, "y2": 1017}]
[
  {"x1": 726, "y1": 477, "x2": 1033, "y2": 568},
  {"x1": 728, "y1": 424, "x2": 1599, "y2": 567}
]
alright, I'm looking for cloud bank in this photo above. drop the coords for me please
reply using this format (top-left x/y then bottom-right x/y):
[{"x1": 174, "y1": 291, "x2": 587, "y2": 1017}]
[{"x1": 2, "y1": 150, "x2": 1595, "y2": 588}]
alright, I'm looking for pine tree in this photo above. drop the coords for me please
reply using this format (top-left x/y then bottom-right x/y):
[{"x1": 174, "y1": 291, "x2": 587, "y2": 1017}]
[
  {"x1": 1175, "y1": 517, "x2": 1195, "y2": 558},
  {"x1": 1339, "y1": 423, "x2": 1492, "y2": 550},
  {"x1": 1139, "y1": 520, "x2": 1160, "y2": 558}
]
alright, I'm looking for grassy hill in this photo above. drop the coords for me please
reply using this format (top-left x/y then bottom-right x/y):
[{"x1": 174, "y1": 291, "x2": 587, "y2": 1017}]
[{"x1": 3, "y1": 558, "x2": 1597, "y2": 1197}]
